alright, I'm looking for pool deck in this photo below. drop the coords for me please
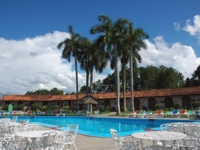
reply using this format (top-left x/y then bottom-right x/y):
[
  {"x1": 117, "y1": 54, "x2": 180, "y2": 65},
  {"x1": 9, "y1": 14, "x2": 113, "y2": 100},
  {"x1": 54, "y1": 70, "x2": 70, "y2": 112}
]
[
  {"x1": 62, "y1": 134, "x2": 152, "y2": 150},
  {"x1": 56, "y1": 117, "x2": 198, "y2": 150},
  {"x1": 41, "y1": 125, "x2": 152, "y2": 150}
]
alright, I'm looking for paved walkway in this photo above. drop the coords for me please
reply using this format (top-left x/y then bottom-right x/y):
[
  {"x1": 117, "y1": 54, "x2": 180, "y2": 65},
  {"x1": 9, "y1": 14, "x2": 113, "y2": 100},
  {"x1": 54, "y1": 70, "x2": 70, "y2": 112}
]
[
  {"x1": 42, "y1": 126, "x2": 152, "y2": 150},
  {"x1": 63, "y1": 134, "x2": 152, "y2": 150}
]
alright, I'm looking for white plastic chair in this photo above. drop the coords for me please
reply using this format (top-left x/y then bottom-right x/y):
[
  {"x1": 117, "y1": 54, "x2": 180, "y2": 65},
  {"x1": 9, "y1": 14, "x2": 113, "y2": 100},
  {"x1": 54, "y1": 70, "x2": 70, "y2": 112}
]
[
  {"x1": 86, "y1": 111, "x2": 90, "y2": 116},
  {"x1": 63, "y1": 124, "x2": 79, "y2": 150},
  {"x1": 110, "y1": 129, "x2": 142, "y2": 150}
]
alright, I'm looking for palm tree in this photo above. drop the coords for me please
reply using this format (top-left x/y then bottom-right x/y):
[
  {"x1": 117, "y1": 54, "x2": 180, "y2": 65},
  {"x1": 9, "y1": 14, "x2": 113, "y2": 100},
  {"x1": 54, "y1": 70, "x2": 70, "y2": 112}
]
[
  {"x1": 126, "y1": 22, "x2": 149, "y2": 112},
  {"x1": 90, "y1": 15, "x2": 129, "y2": 115},
  {"x1": 57, "y1": 25, "x2": 81, "y2": 110},
  {"x1": 79, "y1": 38, "x2": 108, "y2": 111},
  {"x1": 120, "y1": 44, "x2": 142, "y2": 112}
]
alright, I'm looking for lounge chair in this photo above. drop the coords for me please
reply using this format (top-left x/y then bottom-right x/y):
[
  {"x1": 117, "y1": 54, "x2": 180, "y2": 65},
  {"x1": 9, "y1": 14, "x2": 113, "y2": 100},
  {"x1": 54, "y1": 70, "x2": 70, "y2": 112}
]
[
  {"x1": 144, "y1": 111, "x2": 152, "y2": 118},
  {"x1": 86, "y1": 111, "x2": 90, "y2": 116},
  {"x1": 154, "y1": 109, "x2": 164, "y2": 117},
  {"x1": 5, "y1": 110, "x2": 13, "y2": 116},
  {"x1": 171, "y1": 109, "x2": 179, "y2": 117},
  {"x1": 17, "y1": 110, "x2": 24, "y2": 115},
  {"x1": 136, "y1": 110, "x2": 146, "y2": 118},
  {"x1": 126, "y1": 110, "x2": 140, "y2": 117},
  {"x1": 77, "y1": 110, "x2": 82, "y2": 116},
  {"x1": 0, "y1": 110, "x2": 5, "y2": 116},
  {"x1": 94, "y1": 110, "x2": 100, "y2": 116},
  {"x1": 13, "y1": 110, "x2": 18, "y2": 115},
  {"x1": 177, "y1": 109, "x2": 187, "y2": 118},
  {"x1": 186, "y1": 110, "x2": 194, "y2": 118},
  {"x1": 164, "y1": 111, "x2": 172, "y2": 117},
  {"x1": 60, "y1": 110, "x2": 67, "y2": 116},
  {"x1": 39, "y1": 111, "x2": 45, "y2": 116}
]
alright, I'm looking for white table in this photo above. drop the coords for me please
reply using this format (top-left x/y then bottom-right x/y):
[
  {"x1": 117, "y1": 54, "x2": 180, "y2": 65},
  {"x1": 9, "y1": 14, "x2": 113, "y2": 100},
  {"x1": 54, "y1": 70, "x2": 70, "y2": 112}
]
[
  {"x1": 16, "y1": 130, "x2": 63, "y2": 149},
  {"x1": 132, "y1": 131, "x2": 187, "y2": 149}
]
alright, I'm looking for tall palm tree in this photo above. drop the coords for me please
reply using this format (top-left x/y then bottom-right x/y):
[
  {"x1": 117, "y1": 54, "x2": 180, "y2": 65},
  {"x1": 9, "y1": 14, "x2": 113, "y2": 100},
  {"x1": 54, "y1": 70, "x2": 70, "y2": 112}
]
[
  {"x1": 90, "y1": 15, "x2": 129, "y2": 115},
  {"x1": 57, "y1": 25, "x2": 81, "y2": 110},
  {"x1": 120, "y1": 45, "x2": 141, "y2": 112},
  {"x1": 78, "y1": 37, "x2": 91, "y2": 96},
  {"x1": 79, "y1": 38, "x2": 108, "y2": 112},
  {"x1": 126, "y1": 22, "x2": 149, "y2": 112}
]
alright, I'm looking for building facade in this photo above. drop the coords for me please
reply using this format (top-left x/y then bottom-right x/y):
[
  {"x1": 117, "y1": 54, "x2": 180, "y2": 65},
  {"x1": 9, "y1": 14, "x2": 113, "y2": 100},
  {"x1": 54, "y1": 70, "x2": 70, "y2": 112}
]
[{"x1": 1, "y1": 86, "x2": 200, "y2": 111}]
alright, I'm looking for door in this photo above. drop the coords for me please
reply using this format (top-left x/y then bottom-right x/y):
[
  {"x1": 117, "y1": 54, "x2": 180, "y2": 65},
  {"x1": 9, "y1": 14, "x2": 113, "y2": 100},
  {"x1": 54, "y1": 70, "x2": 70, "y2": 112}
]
[
  {"x1": 104, "y1": 100, "x2": 110, "y2": 111},
  {"x1": 148, "y1": 98, "x2": 156, "y2": 110},
  {"x1": 182, "y1": 96, "x2": 191, "y2": 109},
  {"x1": 164, "y1": 97, "x2": 173, "y2": 109},
  {"x1": 134, "y1": 99, "x2": 140, "y2": 110}
]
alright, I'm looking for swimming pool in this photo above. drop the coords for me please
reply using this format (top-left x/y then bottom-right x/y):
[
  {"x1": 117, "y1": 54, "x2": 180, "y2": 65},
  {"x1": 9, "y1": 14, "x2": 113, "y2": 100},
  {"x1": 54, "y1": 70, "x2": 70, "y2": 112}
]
[{"x1": 1, "y1": 116, "x2": 199, "y2": 137}]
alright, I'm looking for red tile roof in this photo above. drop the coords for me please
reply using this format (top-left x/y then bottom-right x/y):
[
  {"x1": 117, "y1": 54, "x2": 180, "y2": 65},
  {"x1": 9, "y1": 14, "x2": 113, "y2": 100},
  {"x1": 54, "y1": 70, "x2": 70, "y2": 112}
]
[{"x1": 2, "y1": 86, "x2": 200, "y2": 102}]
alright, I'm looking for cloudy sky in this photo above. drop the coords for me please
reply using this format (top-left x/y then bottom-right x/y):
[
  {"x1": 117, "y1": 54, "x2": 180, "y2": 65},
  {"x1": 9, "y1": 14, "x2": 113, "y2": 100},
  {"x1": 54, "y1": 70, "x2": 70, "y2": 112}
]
[{"x1": 0, "y1": 0, "x2": 200, "y2": 96}]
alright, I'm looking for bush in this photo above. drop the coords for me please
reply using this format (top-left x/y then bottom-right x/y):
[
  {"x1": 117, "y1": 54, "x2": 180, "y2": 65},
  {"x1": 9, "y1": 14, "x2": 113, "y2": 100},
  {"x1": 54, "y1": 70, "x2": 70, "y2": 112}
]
[
  {"x1": 92, "y1": 106, "x2": 97, "y2": 111},
  {"x1": 50, "y1": 105, "x2": 59, "y2": 110},
  {"x1": 18, "y1": 103, "x2": 25, "y2": 111},
  {"x1": 63, "y1": 106, "x2": 70, "y2": 110},
  {"x1": 173, "y1": 103, "x2": 181, "y2": 109},
  {"x1": 192, "y1": 101, "x2": 200, "y2": 109},
  {"x1": 4, "y1": 104, "x2": 9, "y2": 110},
  {"x1": 31, "y1": 102, "x2": 41, "y2": 110},
  {"x1": 155, "y1": 104, "x2": 161, "y2": 110},
  {"x1": 105, "y1": 106, "x2": 110, "y2": 112}
]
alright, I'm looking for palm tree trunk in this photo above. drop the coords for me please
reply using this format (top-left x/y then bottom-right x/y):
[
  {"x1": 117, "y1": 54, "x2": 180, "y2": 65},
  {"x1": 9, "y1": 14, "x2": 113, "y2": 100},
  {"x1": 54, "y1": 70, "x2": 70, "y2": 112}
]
[
  {"x1": 114, "y1": 48, "x2": 120, "y2": 115},
  {"x1": 75, "y1": 57, "x2": 79, "y2": 110},
  {"x1": 90, "y1": 69, "x2": 93, "y2": 96},
  {"x1": 90, "y1": 69, "x2": 93, "y2": 113},
  {"x1": 86, "y1": 58, "x2": 90, "y2": 111},
  {"x1": 130, "y1": 49, "x2": 135, "y2": 112},
  {"x1": 122, "y1": 65, "x2": 127, "y2": 111}
]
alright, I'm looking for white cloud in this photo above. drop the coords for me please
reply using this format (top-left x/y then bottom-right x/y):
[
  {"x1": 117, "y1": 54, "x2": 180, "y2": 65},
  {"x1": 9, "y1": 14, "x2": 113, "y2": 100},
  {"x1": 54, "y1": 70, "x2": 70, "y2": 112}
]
[
  {"x1": 183, "y1": 15, "x2": 200, "y2": 43},
  {"x1": 173, "y1": 22, "x2": 181, "y2": 31},
  {"x1": 0, "y1": 31, "x2": 106, "y2": 95},
  {"x1": 139, "y1": 36, "x2": 200, "y2": 78},
  {"x1": 0, "y1": 31, "x2": 199, "y2": 96}
]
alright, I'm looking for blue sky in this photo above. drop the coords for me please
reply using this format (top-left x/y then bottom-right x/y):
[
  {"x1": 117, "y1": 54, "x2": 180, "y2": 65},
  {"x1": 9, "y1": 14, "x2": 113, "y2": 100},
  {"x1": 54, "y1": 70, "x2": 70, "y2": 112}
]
[{"x1": 0, "y1": 0, "x2": 200, "y2": 95}]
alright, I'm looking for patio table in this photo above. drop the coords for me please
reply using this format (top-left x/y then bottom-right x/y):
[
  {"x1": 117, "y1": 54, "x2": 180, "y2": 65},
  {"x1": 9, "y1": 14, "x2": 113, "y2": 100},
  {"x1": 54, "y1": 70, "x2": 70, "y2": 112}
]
[
  {"x1": 15, "y1": 130, "x2": 63, "y2": 149},
  {"x1": 132, "y1": 131, "x2": 187, "y2": 149}
]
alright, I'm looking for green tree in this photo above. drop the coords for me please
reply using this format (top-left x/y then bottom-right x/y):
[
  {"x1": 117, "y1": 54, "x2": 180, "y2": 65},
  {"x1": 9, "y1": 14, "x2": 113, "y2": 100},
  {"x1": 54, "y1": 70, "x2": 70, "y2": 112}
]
[
  {"x1": 157, "y1": 65, "x2": 184, "y2": 89},
  {"x1": 57, "y1": 25, "x2": 81, "y2": 109},
  {"x1": 90, "y1": 15, "x2": 130, "y2": 115},
  {"x1": 191, "y1": 65, "x2": 200, "y2": 86},
  {"x1": 50, "y1": 87, "x2": 64, "y2": 95},
  {"x1": 139, "y1": 65, "x2": 159, "y2": 90}
]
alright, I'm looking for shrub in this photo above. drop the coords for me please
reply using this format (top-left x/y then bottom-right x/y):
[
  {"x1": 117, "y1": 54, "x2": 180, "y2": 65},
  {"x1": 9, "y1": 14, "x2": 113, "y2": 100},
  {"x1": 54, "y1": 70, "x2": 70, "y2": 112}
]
[
  {"x1": 105, "y1": 106, "x2": 110, "y2": 112},
  {"x1": 173, "y1": 103, "x2": 181, "y2": 109},
  {"x1": 92, "y1": 106, "x2": 97, "y2": 111},
  {"x1": 63, "y1": 106, "x2": 70, "y2": 110},
  {"x1": 18, "y1": 103, "x2": 25, "y2": 111},
  {"x1": 155, "y1": 104, "x2": 161, "y2": 110},
  {"x1": 165, "y1": 108, "x2": 169, "y2": 111},
  {"x1": 31, "y1": 102, "x2": 41, "y2": 110},
  {"x1": 192, "y1": 101, "x2": 200, "y2": 109},
  {"x1": 50, "y1": 105, "x2": 59, "y2": 110},
  {"x1": 4, "y1": 104, "x2": 9, "y2": 110}
]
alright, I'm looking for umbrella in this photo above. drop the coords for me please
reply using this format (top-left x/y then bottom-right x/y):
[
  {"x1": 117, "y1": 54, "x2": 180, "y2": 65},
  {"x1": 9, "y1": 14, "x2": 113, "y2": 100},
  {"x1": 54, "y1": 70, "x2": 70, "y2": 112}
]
[{"x1": 78, "y1": 96, "x2": 99, "y2": 104}]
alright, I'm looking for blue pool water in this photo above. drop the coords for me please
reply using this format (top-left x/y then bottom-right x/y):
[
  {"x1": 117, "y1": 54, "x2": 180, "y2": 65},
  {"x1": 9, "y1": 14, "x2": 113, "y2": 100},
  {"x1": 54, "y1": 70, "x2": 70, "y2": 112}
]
[{"x1": 1, "y1": 116, "x2": 199, "y2": 137}]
